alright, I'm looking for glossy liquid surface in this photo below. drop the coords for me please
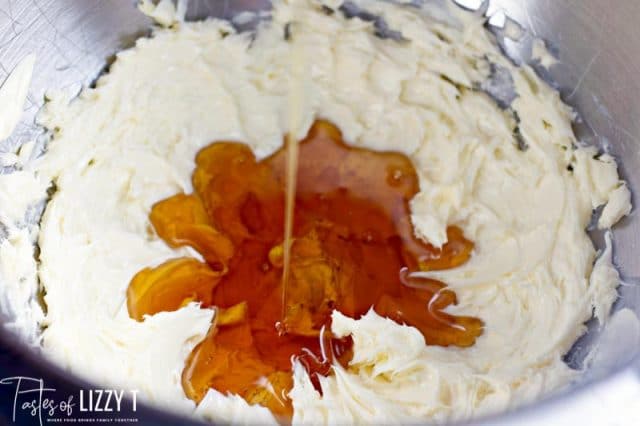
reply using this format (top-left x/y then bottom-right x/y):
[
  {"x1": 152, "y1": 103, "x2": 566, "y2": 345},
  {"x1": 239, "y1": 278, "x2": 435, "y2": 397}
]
[{"x1": 127, "y1": 120, "x2": 483, "y2": 419}]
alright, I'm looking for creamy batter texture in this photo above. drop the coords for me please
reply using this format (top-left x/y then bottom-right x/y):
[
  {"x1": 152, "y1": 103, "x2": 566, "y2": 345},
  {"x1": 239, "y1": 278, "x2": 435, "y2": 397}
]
[{"x1": 0, "y1": 0, "x2": 632, "y2": 424}]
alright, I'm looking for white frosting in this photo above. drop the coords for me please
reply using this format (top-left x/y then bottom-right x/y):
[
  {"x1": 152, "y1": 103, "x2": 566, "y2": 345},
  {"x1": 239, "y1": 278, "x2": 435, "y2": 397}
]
[
  {"x1": 531, "y1": 38, "x2": 558, "y2": 69},
  {"x1": 0, "y1": 0, "x2": 632, "y2": 424},
  {"x1": 0, "y1": 170, "x2": 46, "y2": 225},
  {"x1": 599, "y1": 183, "x2": 632, "y2": 229},
  {"x1": 589, "y1": 232, "x2": 620, "y2": 324},
  {"x1": 0, "y1": 53, "x2": 48, "y2": 343},
  {"x1": 291, "y1": 310, "x2": 537, "y2": 423},
  {"x1": 0, "y1": 227, "x2": 44, "y2": 342},
  {"x1": 196, "y1": 390, "x2": 279, "y2": 425},
  {"x1": 138, "y1": 0, "x2": 187, "y2": 27}
]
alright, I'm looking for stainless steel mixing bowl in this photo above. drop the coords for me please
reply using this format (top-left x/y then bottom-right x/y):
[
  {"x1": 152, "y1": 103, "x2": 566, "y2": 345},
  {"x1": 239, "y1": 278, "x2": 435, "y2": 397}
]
[{"x1": 0, "y1": 0, "x2": 638, "y2": 424}]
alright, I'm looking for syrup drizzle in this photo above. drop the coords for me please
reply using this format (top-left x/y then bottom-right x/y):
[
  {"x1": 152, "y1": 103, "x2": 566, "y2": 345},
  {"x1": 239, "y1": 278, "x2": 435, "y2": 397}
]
[{"x1": 126, "y1": 120, "x2": 483, "y2": 420}]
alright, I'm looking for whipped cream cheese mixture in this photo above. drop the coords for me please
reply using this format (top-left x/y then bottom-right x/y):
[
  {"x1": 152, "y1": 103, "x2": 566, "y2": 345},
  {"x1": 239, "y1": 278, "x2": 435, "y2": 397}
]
[{"x1": 0, "y1": 0, "x2": 633, "y2": 424}]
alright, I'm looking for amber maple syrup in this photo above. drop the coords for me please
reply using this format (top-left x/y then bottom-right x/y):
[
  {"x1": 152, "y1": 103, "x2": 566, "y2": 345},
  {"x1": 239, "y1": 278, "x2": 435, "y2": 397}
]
[{"x1": 126, "y1": 120, "x2": 483, "y2": 420}]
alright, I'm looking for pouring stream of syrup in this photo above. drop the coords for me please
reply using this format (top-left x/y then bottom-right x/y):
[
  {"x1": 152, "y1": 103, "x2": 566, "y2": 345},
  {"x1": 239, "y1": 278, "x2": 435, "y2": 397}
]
[{"x1": 281, "y1": 12, "x2": 308, "y2": 330}]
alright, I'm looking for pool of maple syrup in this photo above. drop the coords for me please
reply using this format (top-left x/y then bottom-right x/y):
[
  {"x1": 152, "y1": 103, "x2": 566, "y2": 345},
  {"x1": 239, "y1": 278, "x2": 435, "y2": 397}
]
[{"x1": 127, "y1": 120, "x2": 483, "y2": 420}]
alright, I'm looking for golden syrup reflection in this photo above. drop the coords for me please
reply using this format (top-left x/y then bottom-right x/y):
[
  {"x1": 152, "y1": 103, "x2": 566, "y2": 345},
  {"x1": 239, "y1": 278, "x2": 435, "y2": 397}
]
[{"x1": 126, "y1": 120, "x2": 483, "y2": 419}]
